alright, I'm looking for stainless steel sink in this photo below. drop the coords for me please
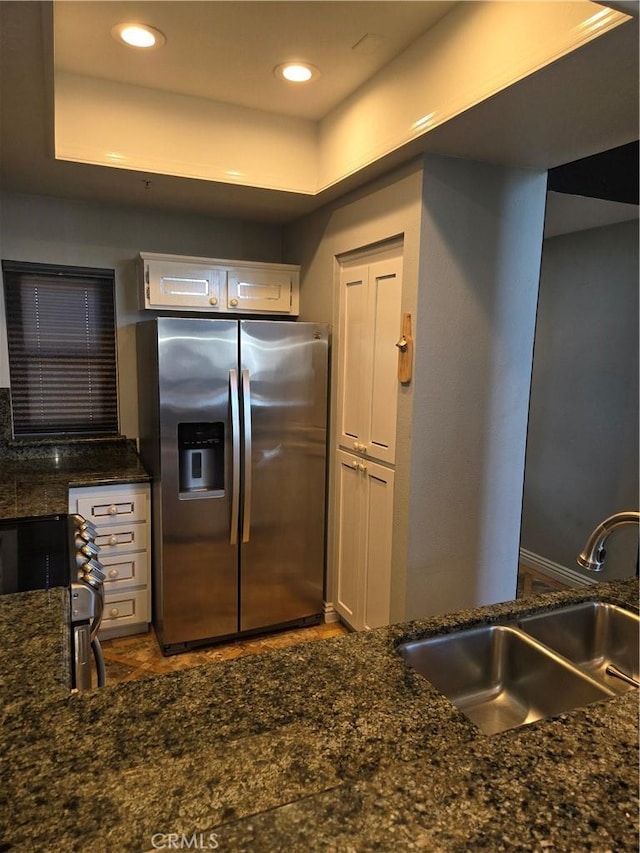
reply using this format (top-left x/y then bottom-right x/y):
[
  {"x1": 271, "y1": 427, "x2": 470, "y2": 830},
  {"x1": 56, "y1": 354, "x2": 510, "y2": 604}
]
[
  {"x1": 515, "y1": 602, "x2": 640, "y2": 695},
  {"x1": 398, "y1": 624, "x2": 613, "y2": 736}
]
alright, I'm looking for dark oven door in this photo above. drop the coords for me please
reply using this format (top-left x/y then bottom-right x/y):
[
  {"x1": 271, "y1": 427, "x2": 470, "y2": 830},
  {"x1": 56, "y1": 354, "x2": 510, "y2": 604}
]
[{"x1": 0, "y1": 515, "x2": 70, "y2": 594}]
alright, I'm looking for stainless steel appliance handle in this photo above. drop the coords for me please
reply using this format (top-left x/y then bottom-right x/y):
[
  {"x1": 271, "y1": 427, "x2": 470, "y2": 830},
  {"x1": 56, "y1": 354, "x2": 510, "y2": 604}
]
[
  {"x1": 92, "y1": 637, "x2": 107, "y2": 687},
  {"x1": 73, "y1": 623, "x2": 92, "y2": 691},
  {"x1": 89, "y1": 589, "x2": 104, "y2": 639},
  {"x1": 242, "y1": 368, "x2": 252, "y2": 543},
  {"x1": 229, "y1": 369, "x2": 241, "y2": 545}
]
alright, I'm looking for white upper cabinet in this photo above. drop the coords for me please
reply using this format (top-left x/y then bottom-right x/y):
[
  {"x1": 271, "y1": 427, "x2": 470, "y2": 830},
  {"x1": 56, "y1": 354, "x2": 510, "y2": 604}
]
[
  {"x1": 337, "y1": 252, "x2": 403, "y2": 464},
  {"x1": 139, "y1": 252, "x2": 299, "y2": 316}
]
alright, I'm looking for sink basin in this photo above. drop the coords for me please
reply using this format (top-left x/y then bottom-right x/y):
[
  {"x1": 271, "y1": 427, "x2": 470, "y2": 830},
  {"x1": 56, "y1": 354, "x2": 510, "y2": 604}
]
[
  {"x1": 398, "y1": 625, "x2": 613, "y2": 735},
  {"x1": 515, "y1": 601, "x2": 640, "y2": 695}
]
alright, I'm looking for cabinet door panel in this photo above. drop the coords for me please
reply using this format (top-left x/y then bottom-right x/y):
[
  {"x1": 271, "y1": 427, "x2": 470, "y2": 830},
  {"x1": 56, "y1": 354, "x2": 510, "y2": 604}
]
[
  {"x1": 338, "y1": 266, "x2": 368, "y2": 451},
  {"x1": 145, "y1": 260, "x2": 222, "y2": 310},
  {"x1": 227, "y1": 267, "x2": 296, "y2": 314},
  {"x1": 363, "y1": 462, "x2": 394, "y2": 630},
  {"x1": 334, "y1": 452, "x2": 364, "y2": 628},
  {"x1": 368, "y1": 257, "x2": 402, "y2": 464}
]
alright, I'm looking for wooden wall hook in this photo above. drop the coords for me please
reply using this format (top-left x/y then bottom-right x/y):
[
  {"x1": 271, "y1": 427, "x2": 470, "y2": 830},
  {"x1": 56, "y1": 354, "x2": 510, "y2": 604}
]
[{"x1": 397, "y1": 313, "x2": 413, "y2": 384}]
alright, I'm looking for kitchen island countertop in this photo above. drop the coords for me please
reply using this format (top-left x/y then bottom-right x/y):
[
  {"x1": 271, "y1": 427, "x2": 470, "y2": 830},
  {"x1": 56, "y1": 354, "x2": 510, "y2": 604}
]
[{"x1": 1, "y1": 578, "x2": 638, "y2": 852}]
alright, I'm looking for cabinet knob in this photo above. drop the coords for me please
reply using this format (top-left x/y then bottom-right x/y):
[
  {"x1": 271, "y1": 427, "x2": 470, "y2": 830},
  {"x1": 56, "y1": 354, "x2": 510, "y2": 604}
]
[
  {"x1": 351, "y1": 460, "x2": 358, "y2": 469},
  {"x1": 109, "y1": 608, "x2": 120, "y2": 618},
  {"x1": 229, "y1": 298, "x2": 239, "y2": 307},
  {"x1": 358, "y1": 463, "x2": 367, "y2": 473},
  {"x1": 108, "y1": 505, "x2": 117, "y2": 516},
  {"x1": 108, "y1": 569, "x2": 119, "y2": 579},
  {"x1": 108, "y1": 535, "x2": 118, "y2": 546},
  {"x1": 209, "y1": 296, "x2": 218, "y2": 306}
]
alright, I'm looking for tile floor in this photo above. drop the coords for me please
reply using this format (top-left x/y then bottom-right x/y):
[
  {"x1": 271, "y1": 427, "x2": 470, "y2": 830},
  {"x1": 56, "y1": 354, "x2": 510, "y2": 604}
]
[
  {"x1": 100, "y1": 620, "x2": 349, "y2": 685},
  {"x1": 101, "y1": 567, "x2": 565, "y2": 686},
  {"x1": 516, "y1": 565, "x2": 568, "y2": 598}
]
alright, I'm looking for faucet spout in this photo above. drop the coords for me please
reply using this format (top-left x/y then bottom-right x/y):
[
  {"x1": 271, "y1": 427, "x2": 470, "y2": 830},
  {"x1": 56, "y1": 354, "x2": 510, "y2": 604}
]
[{"x1": 577, "y1": 511, "x2": 640, "y2": 572}]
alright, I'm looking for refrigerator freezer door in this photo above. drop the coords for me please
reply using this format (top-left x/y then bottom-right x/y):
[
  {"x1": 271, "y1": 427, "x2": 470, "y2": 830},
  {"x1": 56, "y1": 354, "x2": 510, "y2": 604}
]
[
  {"x1": 155, "y1": 317, "x2": 239, "y2": 647},
  {"x1": 239, "y1": 321, "x2": 328, "y2": 632}
]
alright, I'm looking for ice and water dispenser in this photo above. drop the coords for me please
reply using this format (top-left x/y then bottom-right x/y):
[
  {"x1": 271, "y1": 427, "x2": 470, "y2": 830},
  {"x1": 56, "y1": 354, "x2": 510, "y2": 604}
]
[{"x1": 178, "y1": 422, "x2": 224, "y2": 497}]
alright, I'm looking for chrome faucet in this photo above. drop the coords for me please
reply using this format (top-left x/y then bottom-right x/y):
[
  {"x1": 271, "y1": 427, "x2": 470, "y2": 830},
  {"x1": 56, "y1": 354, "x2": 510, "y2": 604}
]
[{"x1": 577, "y1": 511, "x2": 640, "y2": 572}]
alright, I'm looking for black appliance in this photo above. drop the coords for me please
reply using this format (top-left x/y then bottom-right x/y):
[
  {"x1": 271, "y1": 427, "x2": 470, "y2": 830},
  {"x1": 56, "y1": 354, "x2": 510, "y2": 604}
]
[{"x1": 0, "y1": 513, "x2": 107, "y2": 690}]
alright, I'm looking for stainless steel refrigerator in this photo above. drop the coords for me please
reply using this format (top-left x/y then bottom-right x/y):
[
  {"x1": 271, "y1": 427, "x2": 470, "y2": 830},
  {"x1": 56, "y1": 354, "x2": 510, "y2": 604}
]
[{"x1": 137, "y1": 317, "x2": 329, "y2": 654}]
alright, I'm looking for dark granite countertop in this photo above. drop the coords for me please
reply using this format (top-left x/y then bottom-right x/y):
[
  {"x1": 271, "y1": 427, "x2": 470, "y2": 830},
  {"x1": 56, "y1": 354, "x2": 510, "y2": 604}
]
[
  {"x1": 1, "y1": 578, "x2": 638, "y2": 852},
  {"x1": 0, "y1": 440, "x2": 150, "y2": 521},
  {"x1": 0, "y1": 386, "x2": 149, "y2": 521}
]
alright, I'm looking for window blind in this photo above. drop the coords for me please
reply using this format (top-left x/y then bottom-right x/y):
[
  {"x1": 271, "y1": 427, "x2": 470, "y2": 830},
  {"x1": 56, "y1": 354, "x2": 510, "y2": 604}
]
[{"x1": 2, "y1": 261, "x2": 119, "y2": 438}]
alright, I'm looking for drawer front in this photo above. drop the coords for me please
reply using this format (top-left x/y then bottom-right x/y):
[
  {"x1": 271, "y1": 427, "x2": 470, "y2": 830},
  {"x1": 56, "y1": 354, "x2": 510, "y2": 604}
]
[
  {"x1": 101, "y1": 589, "x2": 150, "y2": 629},
  {"x1": 75, "y1": 490, "x2": 148, "y2": 525},
  {"x1": 94, "y1": 521, "x2": 148, "y2": 556},
  {"x1": 101, "y1": 551, "x2": 149, "y2": 590}
]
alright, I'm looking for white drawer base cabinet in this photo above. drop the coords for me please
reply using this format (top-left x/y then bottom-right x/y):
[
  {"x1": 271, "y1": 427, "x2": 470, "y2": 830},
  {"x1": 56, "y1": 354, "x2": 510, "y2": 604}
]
[{"x1": 69, "y1": 483, "x2": 151, "y2": 639}]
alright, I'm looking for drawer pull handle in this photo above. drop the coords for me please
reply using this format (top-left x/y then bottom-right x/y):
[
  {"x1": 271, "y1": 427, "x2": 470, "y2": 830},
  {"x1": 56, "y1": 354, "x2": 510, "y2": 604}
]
[
  {"x1": 108, "y1": 569, "x2": 119, "y2": 579},
  {"x1": 91, "y1": 501, "x2": 136, "y2": 518},
  {"x1": 109, "y1": 607, "x2": 120, "y2": 618},
  {"x1": 97, "y1": 531, "x2": 135, "y2": 547}
]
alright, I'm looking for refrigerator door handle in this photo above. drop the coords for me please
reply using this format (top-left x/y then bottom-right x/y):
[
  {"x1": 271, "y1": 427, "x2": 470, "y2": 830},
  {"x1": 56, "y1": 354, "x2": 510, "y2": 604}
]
[
  {"x1": 241, "y1": 368, "x2": 252, "y2": 543},
  {"x1": 229, "y1": 369, "x2": 241, "y2": 545}
]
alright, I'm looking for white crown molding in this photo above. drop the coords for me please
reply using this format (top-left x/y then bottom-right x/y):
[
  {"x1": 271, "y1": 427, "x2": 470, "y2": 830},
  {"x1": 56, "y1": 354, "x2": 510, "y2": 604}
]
[{"x1": 53, "y1": 3, "x2": 631, "y2": 197}]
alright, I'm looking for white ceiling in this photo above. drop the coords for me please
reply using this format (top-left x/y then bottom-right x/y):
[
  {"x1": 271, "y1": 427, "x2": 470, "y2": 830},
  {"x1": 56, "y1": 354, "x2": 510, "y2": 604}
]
[
  {"x1": 544, "y1": 192, "x2": 638, "y2": 239},
  {"x1": 54, "y1": 1, "x2": 456, "y2": 121},
  {"x1": 0, "y1": 1, "x2": 638, "y2": 224}
]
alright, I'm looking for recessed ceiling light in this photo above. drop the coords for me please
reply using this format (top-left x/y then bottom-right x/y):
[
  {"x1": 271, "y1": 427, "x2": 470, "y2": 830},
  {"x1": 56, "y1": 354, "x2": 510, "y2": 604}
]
[
  {"x1": 111, "y1": 23, "x2": 166, "y2": 49},
  {"x1": 274, "y1": 62, "x2": 319, "y2": 84}
]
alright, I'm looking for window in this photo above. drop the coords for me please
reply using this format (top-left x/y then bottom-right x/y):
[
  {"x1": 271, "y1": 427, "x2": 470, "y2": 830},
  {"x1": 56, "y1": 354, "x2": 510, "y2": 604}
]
[{"x1": 2, "y1": 260, "x2": 119, "y2": 438}]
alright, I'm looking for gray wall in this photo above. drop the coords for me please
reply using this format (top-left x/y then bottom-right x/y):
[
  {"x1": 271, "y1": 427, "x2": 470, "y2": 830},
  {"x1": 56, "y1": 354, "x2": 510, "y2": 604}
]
[
  {"x1": 404, "y1": 156, "x2": 547, "y2": 618},
  {"x1": 0, "y1": 191, "x2": 282, "y2": 437},
  {"x1": 286, "y1": 156, "x2": 548, "y2": 621},
  {"x1": 521, "y1": 219, "x2": 639, "y2": 580}
]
